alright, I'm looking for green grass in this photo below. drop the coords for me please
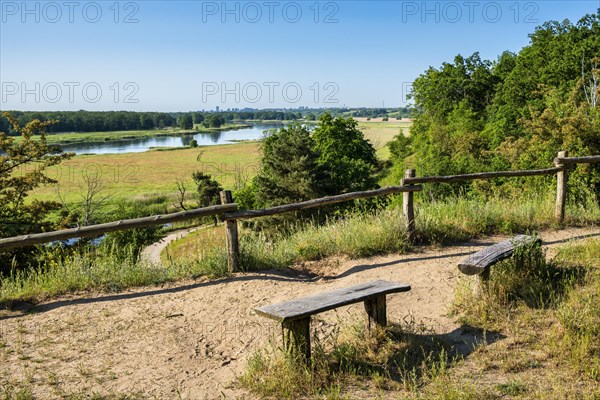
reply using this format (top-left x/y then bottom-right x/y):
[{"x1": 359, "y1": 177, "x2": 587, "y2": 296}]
[
  {"x1": 161, "y1": 225, "x2": 225, "y2": 265},
  {"x1": 356, "y1": 120, "x2": 411, "y2": 161},
  {"x1": 447, "y1": 237, "x2": 600, "y2": 397},
  {"x1": 24, "y1": 119, "x2": 405, "y2": 214},
  {"x1": 3, "y1": 191, "x2": 598, "y2": 305},
  {"x1": 554, "y1": 239, "x2": 600, "y2": 381},
  {"x1": 239, "y1": 321, "x2": 463, "y2": 399},
  {"x1": 239, "y1": 237, "x2": 600, "y2": 399},
  {"x1": 27, "y1": 141, "x2": 261, "y2": 211},
  {"x1": 165, "y1": 190, "x2": 600, "y2": 267},
  {"x1": 0, "y1": 243, "x2": 229, "y2": 305}
]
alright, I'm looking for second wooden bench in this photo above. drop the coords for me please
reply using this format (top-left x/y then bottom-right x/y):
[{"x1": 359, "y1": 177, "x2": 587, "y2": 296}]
[{"x1": 458, "y1": 234, "x2": 542, "y2": 283}]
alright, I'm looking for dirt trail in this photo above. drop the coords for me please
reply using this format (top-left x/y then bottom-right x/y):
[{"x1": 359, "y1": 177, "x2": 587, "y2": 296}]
[
  {"x1": 140, "y1": 225, "x2": 208, "y2": 266},
  {"x1": 1, "y1": 227, "x2": 598, "y2": 399}
]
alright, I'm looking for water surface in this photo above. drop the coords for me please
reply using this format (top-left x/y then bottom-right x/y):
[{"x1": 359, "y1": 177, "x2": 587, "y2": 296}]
[{"x1": 60, "y1": 124, "x2": 282, "y2": 155}]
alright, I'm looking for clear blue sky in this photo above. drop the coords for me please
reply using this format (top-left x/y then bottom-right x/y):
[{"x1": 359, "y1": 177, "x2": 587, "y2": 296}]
[{"x1": 1, "y1": 0, "x2": 598, "y2": 111}]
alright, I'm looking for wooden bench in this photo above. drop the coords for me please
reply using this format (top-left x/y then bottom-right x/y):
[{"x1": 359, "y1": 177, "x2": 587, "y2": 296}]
[
  {"x1": 458, "y1": 234, "x2": 542, "y2": 282},
  {"x1": 255, "y1": 280, "x2": 411, "y2": 360}
]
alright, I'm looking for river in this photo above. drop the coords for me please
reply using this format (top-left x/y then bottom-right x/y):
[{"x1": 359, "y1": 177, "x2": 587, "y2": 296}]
[{"x1": 59, "y1": 124, "x2": 282, "y2": 155}]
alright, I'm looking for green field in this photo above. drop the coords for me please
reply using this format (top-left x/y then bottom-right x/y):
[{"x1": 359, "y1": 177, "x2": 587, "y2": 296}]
[
  {"x1": 29, "y1": 141, "x2": 261, "y2": 208},
  {"x1": 357, "y1": 120, "x2": 411, "y2": 160},
  {"x1": 29, "y1": 120, "x2": 408, "y2": 209}
]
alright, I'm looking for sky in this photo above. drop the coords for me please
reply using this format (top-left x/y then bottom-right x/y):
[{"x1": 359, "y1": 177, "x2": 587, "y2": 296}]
[{"x1": 1, "y1": 0, "x2": 598, "y2": 111}]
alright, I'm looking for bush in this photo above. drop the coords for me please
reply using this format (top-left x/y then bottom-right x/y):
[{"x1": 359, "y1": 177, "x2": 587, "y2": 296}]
[{"x1": 189, "y1": 139, "x2": 198, "y2": 148}]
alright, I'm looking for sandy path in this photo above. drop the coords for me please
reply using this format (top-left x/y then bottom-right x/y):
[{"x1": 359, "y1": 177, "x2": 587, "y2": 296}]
[
  {"x1": 140, "y1": 225, "x2": 208, "y2": 266},
  {"x1": 1, "y1": 227, "x2": 597, "y2": 399}
]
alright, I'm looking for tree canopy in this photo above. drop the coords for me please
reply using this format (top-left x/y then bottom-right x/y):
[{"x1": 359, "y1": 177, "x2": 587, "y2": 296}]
[
  {"x1": 0, "y1": 113, "x2": 73, "y2": 272},
  {"x1": 237, "y1": 113, "x2": 379, "y2": 219},
  {"x1": 390, "y1": 10, "x2": 600, "y2": 197}
]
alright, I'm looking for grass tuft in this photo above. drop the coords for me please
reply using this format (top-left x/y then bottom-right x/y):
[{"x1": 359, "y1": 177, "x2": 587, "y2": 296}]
[{"x1": 239, "y1": 321, "x2": 457, "y2": 399}]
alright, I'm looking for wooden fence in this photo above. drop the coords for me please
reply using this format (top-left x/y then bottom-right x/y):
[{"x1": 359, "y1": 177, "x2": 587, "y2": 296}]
[{"x1": 1, "y1": 151, "x2": 599, "y2": 273}]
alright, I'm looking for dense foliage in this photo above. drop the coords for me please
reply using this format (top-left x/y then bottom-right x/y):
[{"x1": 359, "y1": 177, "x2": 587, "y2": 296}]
[
  {"x1": 0, "y1": 113, "x2": 73, "y2": 238},
  {"x1": 237, "y1": 113, "x2": 379, "y2": 219},
  {"x1": 192, "y1": 172, "x2": 223, "y2": 208},
  {"x1": 0, "y1": 113, "x2": 73, "y2": 272},
  {"x1": 0, "y1": 111, "x2": 178, "y2": 134},
  {"x1": 0, "y1": 110, "x2": 301, "y2": 134},
  {"x1": 390, "y1": 10, "x2": 600, "y2": 198}
]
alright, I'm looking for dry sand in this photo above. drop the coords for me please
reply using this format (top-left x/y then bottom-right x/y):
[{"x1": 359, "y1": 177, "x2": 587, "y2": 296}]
[{"x1": 1, "y1": 227, "x2": 597, "y2": 399}]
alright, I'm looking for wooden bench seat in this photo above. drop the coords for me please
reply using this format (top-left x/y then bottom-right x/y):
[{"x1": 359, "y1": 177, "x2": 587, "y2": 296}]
[
  {"x1": 458, "y1": 234, "x2": 541, "y2": 280},
  {"x1": 255, "y1": 280, "x2": 411, "y2": 360}
]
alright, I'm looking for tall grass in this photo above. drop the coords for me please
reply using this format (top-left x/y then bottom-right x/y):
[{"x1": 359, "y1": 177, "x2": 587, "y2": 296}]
[
  {"x1": 416, "y1": 190, "x2": 599, "y2": 243},
  {"x1": 2, "y1": 192, "x2": 599, "y2": 304},
  {"x1": 554, "y1": 239, "x2": 600, "y2": 380},
  {"x1": 0, "y1": 244, "x2": 228, "y2": 305},
  {"x1": 239, "y1": 238, "x2": 600, "y2": 399},
  {"x1": 451, "y1": 237, "x2": 600, "y2": 394},
  {"x1": 238, "y1": 321, "x2": 465, "y2": 399}
]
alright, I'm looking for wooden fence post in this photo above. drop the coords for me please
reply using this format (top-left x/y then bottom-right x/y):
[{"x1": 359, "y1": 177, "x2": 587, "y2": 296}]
[
  {"x1": 403, "y1": 169, "x2": 416, "y2": 241},
  {"x1": 554, "y1": 151, "x2": 568, "y2": 224},
  {"x1": 220, "y1": 190, "x2": 240, "y2": 272}
]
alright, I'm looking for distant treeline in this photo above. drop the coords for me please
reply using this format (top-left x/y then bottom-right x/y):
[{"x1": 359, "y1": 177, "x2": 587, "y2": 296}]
[
  {"x1": 0, "y1": 110, "x2": 299, "y2": 134},
  {"x1": 0, "y1": 107, "x2": 410, "y2": 134}
]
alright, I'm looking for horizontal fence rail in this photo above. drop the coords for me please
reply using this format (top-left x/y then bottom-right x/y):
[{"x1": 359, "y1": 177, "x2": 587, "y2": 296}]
[
  {"x1": 223, "y1": 185, "x2": 423, "y2": 221},
  {"x1": 402, "y1": 167, "x2": 565, "y2": 185},
  {"x1": 0, "y1": 204, "x2": 238, "y2": 251},
  {"x1": 554, "y1": 155, "x2": 600, "y2": 165},
  {"x1": 1, "y1": 150, "x2": 599, "y2": 273}
]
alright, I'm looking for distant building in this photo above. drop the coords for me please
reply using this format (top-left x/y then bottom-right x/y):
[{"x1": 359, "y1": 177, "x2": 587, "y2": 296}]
[{"x1": 216, "y1": 106, "x2": 220, "y2": 112}]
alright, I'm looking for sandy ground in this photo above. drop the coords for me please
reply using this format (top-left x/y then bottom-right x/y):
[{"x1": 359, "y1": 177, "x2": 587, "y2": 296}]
[{"x1": 1, "y1": 227, "x2": 598, "y2": 399}]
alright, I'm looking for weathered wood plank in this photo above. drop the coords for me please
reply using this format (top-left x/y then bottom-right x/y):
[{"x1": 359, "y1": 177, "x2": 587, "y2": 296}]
[
  {"x1": 364, "y1": 295, "x2": 387, "y2": 330},
  {"x1": 282, "y1": 318, "x2": 311, "y2": 361},
  {"x1": 255, "y1": 280, "x2": 411, "y2": 322},
  {"x1": 555, "y1": 151, "x2": 568, "y2": 223},
  {"x1": 403, "y1": 169, "x2": 416, "y2": 241},
  {"x1": 220, "y1": 190, "x2": 240, "y2": 272},
  {"x1": 402, "y1": 167, "x2": 564, "y2": 185},
  {"x1": 457, "y1": 235, "x2": 541, "y2": 276},
  {"x1": 0, "y1": 204, "x2": 238, "y2": 251},
  {"x1": 223, "y1": 186, "x2": 422, "y2": 221},
  {"x1": 554, "y1": 155, "x2": 600, "y2": 165}
]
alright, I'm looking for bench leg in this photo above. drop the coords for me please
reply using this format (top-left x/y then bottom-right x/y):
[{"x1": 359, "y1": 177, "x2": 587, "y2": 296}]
[
  {"x1": 364, "y1": 295, "x2": 387, "y2": 330},
  {"x1": 282, "y1": 317, "x2": 311, "y2": 362}
]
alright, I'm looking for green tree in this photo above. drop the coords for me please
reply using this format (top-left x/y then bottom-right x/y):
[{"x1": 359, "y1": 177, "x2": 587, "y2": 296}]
[
  {"x1": 0, "y1": 113, "x2": 73, "y2": 272},
  {"x1": 312, "y1": 113, "x2": 379, "y2": 194},
  {"x1": 239, "y1": 116, "x2": 381, "y2": 227},
  {"x1": 202, "y1": 115, "x2": 225, "y2": 128},
  {"x1": 192, "y1": 172, "x2": 223, "y2": 225},
  {"x1": 395, "y1": 10, "x2": 600, "y2": 198},
  {"x1": 254, "y1": 124, "x2": 324, "y2": 207},
  {"x1": 388, "y1": 132, "x2": 412, "y2": 162},
  {"x1": 179, "y1": 113, "x2": 193, "y2": 130}
]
